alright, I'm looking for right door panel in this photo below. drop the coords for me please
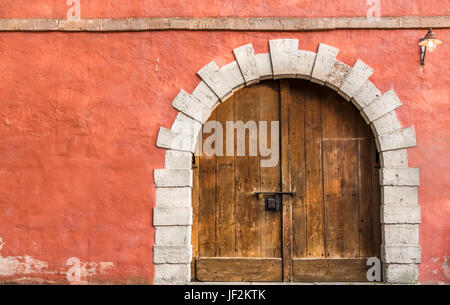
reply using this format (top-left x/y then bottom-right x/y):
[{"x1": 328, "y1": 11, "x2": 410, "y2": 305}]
[{"x1": 286, "y1": 79, "x2": 381, "y2": 282}]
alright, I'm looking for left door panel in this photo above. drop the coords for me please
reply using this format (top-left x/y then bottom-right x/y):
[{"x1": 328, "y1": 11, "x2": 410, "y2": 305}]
[{"x1": 192, "y1": 81, "x2": 283, "y2": 282}]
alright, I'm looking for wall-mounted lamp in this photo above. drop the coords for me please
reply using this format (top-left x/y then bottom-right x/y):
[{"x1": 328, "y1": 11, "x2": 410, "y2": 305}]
[{"x1": 419, "y1": 28, "x2": 443, "y2": 65}]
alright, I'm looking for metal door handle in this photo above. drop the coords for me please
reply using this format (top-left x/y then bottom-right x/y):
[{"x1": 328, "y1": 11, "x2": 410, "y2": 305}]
[
  {"x1": 253, "y1": 191, "x2": 296, "y2": 197},
  {"x1": 253, "y1": 191, "x2": 296, "y2": 212}
]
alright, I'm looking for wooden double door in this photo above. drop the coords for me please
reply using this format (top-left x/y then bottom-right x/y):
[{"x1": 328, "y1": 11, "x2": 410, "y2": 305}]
[{"x1": 192, "y1": 79, "x2": 381, "y2": 282}]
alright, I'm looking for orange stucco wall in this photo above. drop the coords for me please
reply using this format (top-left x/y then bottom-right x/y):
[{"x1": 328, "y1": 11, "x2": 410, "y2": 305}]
[
  {"x1": 0, "y1": 0, "x2": 448, "y2": 18},
  {"x1": 0, "y1": 1, "x2": 448, "y2": 284}
]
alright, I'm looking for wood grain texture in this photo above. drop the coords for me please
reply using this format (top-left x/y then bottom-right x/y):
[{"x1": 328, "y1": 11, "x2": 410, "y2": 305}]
[
  {"x1": 192, "y1": 80, "x2": 381, "y2": 282},
  {"x1": 198, "y1": 111, "x2": 217, "y2": 257},
  {"x1": 371, "y1": 137, "x2": 382, "y2": 259},
  {"x1": 280, "y1": 80, "x2": 294, "y2": 282},
  {"x1": 289, "y1": 80, "x2": 307, "y2": 259},
  {"x1": 321, "y1": 88, "x2": 341, "y2": 258},
  {"x1": 338, "y1": 96, "x2": 359, "y2": 258},
  {"x1": 215, "y1": 96, "x2": 236, "y2": 257},
  {"x1": 196, "y1": 257, "x2": 282, "y2": 282},
  {"x1": 191, "y1": 142, "x2": 200, "y2": 280},
  {"x1": 293, "y1": 258, "x2": 369, "y2": 282},
  {"x1": 356, "y1": 111, "x2": 374, "y2": 257},
  {"x1": 259, "y1": 81, "x2": 282, "y2": 258},
  {"x1": 234, "y1": 85, "x2": 262, "y2": 257},
  {"x1": 304, "y1": 82, "x2": 326, "y2": 258}
]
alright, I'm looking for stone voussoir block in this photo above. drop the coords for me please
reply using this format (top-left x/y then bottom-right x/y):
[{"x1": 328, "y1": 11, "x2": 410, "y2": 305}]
[
  {"x1": 377, "y1": 126, "x2": 417, "y2": 152},
  {"x1": 156, "y1": 187, "x2": 192, "y2": 207},
  {"x1": 192, "y1": 81, "x2": 220, "y2": 111},
  {"x1": 171, "y1": 112, "x2": 200, "y2": 134},
  {"x1": 164, "y1": 150, "x2": 192, "y2": 169},
  {"x1": 380, "y1": 168, "x2": 420, "y2": 186},
  {"x1": 155, "y1": 226, "x2": 192, "y2": 246},
  {"x1": 383, "y1": 264, "x2": 419, "y2": 284},
  {"x1": 220, "y1": 61, "x2": 246, "y2": 91},
  {"x1": 154, "y1": 245, "x2": 193, "y2": 264},
  {"x1": 154, "y1": 264, "x2": 191, "y2": 285},
  {"x1": 233, "y1": 43, "x2": 260, "y2": 85},
  {"x1": 382, "y1": 224, "x2": 419, "y2": 244},
  {"x1": 311, "y1": 43, "x2": 339, "y2": 85},
  {"x1": 325, "y1": 61, "x2": 351, "y2": 91},
  {"x1": 172, "y1": 89, "x2": 210, "y2": 124},
  {"x1": 154, "y1": 169, "x2": 193, "y2": 188},
  {"x1": 382, "y1": 244, "x2": 421, "y2": 264},
  {"x1": 382, "y1": 186, "x2": 418, "y2": 205},
  {"x1": 255, "y1": 53, "x2": 273, "y2": 80},
  {"x1": 171, "y1": 112, "x2": 202, "y2": 152},
  {"x1": 381, "y1": 205, "x2": 421, "y2": 224},
  {"x1": 339, "y1": 59, "x2": 374, "y2": 100},
  {"x1": 296, "y1": 50, "x2": 317, "y2": 80},
  {"x1": 156, "y1": 127, "x2": 193, "y2": 153},
  {"x1": 361, "y1": 89, "x2": 402, "y2": 124},
  {"x1": 351, "y1": 80, "x2": 382, "y2": 110},
  {"x1": 153, "y1": 207, "x2": 193, "y2": 226},
  {"x1": 198, "y1": 61, "x2": 233, "y2": 102},
  {"x1": 380, "y1": 167, "x2": 420, "y2": 186},
  {"x1": 380, "y1": 149, "x2": 409, "y2": 168},
  {"x1": 269, "y1": 39, "x2": 299, "y2": 79},
  {"x1": 371, "y1": 111, "x2": 402, "y2": 137}
]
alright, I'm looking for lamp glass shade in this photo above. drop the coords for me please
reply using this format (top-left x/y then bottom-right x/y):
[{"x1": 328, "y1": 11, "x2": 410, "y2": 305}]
[{"x1": 419, "y1": 38, "x2": 443, "y2": 53}]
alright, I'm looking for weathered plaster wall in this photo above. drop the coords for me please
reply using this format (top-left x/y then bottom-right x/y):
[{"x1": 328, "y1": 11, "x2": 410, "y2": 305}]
[
  {"x1": 0, "y1": 0, "x2": 448, "y2": 18},
  {"x1": 0, "y1": 1, "x2": 448, "y2": 284},
  {"x1": 0, "y1": 30, "x2": 448, "y2": 284}
]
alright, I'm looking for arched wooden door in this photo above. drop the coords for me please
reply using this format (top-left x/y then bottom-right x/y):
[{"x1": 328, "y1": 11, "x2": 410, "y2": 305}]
[{"x1": 192, "y1": 79, "x2": 381, "y2": 282}]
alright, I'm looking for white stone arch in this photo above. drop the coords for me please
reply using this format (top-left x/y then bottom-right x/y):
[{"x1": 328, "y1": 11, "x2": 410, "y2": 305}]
[{"x1": 153, "y1": 39, "x2": 421, "y2": 284}]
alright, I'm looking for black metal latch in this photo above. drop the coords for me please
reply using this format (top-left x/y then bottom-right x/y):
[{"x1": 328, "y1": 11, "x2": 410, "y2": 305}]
[
  {"x1": 253, "y1": 191, "x2": 296, "y2": 212},
  {"x1": 265, "y1": 195, "x2": 281, "y2": 211}
]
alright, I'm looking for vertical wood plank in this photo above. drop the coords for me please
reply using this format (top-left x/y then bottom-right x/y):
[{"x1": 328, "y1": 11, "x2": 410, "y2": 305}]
[
  {"x1": 194, "y1": 80, "x2": 380, "y2": 282},
  {"x1": 371, "y1": 135, "x2": 382, "y2": 258},
  {"x1": 356, "y1": 110, "x2": 374, "y2": 258},
  {"x1": 322, "y1": 89, "x2": 342, "y2": 258},
  {"x1": 259, "y1": 81, "x2": 282, "y2": 258},
  {"x1": 304, "y1": 84, "x2": 325, "y2": 258},
  {"x1": 198, "y1": 110, "x2": 217, "y2": 257},
  {"x1": 215, "y1": 96, "x2": 236, "y2": 257},
  {"x1": 234, "y1": 85, "x2": 261, "y2": 257},
  {"x1": 288, "y1": 80, "x2": 307, "y2": 259},
  {"x1": 338, "y1": 99, "x2": 359, "y2": 258},
  {"x1": 280, "y1": 80, "x2": 293, "y2": 281},
  {"x1": 192, "y1": 138, "x2": 200, "y2": 279}
]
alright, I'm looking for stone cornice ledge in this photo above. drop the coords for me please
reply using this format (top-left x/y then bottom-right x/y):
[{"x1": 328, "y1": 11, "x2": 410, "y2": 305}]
[{"x1": 0, "y1": 16, "x2": 449, "y2": 32}]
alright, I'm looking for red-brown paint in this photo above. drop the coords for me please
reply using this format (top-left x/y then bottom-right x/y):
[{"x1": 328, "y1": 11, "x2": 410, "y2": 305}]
[
  {"x1": 0, "y1": 0, "x2": 448, "y2": 18},
  {"x1": 0, "y1": 2, "x2": 449, "y2": 285}
]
